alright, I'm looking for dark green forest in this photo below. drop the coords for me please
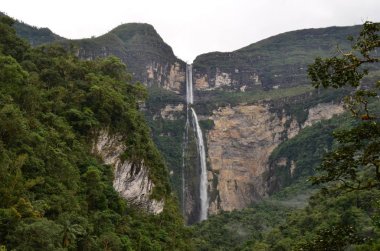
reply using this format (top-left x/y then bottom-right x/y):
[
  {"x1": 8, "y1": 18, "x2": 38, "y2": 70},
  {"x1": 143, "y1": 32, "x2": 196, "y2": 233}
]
[{"x1": 0, "y1": 16, "x2": 192, "y2": 250}]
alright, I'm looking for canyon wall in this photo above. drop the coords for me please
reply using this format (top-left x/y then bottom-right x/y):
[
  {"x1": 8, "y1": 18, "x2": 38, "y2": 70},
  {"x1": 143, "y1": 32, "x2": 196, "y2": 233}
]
[{"x1": 205, "y1": 102, "x2": 344, "y2": 214}]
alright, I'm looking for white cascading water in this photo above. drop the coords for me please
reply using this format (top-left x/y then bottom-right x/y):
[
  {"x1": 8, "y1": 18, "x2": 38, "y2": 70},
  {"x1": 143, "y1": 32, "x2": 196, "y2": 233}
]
[
  {"x1": 190, "y1": 108, "x2": 208, "y2": 221},
  {"x1": 186, "y1": 64, "x2": 193, "y2": 104},
  {"x1": 183, "y1": 64, "x2": 208, "y2": 222}
]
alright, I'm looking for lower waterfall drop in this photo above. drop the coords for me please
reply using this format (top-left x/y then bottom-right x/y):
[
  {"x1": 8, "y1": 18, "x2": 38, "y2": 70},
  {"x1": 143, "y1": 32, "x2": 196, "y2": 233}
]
[{"x1": 190, "y1": 108, "x2": 208, "y2": 221}]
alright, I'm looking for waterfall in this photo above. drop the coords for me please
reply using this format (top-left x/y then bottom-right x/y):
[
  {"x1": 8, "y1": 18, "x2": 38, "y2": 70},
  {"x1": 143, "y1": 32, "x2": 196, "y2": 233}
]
[
  {"x1": 182, "y1": 64, "x2": 208, "y2": 222},
  {"x1": 190, "y1": 108, "x2": 208, "y2": 221},
  {"x1": 186, "y1": 64, "x2": 193, "y2": 104}
]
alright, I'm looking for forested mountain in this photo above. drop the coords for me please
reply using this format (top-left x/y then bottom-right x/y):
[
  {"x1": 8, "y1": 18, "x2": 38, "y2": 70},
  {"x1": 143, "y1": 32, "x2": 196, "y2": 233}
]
[{"x1": 0, "y1": 15, "x2": 191, "y2": 250}]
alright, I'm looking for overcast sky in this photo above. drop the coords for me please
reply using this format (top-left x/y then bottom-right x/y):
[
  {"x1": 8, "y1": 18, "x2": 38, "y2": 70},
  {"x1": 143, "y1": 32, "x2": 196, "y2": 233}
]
[{"x1": 2, "y1": 0, "x2": 379, "y2": 62}]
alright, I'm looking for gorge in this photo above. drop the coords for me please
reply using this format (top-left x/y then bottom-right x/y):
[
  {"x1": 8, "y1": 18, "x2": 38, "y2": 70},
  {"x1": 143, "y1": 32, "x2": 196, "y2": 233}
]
[{"x1": 37, "y1": 21, "x2": 357, "y2": 221}]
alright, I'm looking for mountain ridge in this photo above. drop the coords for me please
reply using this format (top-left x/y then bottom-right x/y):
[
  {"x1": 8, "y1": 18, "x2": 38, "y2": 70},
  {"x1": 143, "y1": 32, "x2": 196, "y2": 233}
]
[
  {"x1": 3, "y1": 10, "x2": 365, "y2": 93},
  {"x1": 193, "y1": 25, "x2": 362, "y2": 91}
]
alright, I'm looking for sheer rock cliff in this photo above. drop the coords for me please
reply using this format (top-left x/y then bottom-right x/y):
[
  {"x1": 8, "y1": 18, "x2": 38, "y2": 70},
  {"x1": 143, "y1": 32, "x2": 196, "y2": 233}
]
[
  {"x1": 205, "y1": 102, "x2": 344, "y2": 214},
  {"x1": 93, "y1": 130, "x2": 164, "y2": 214}
]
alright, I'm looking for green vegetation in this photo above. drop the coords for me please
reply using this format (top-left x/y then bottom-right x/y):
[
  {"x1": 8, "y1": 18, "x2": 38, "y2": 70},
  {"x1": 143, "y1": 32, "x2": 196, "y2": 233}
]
[
  {"x1": 192, "y1": 202, "x2": 293, "y2": 251},
  {"x1": 267, "y1": 113, "x2": 351, "y2": 193},
  {"x1": 6, "y1": 10, "x2": 378, "y2": 250},
  {"x1": 144, "y1": 86, "x2": 186, "y2": 202},
  {"x1": 0, "y1": 16, "x2": 192, "y2": 250},
  {"x1": 192, "y1": 186, "x2": 380, "y2": 250},
  {"x1": 308, "y1": 21, "x2": 380, "y2": 192},
  {"x1": 193, "y1": 85, "x2": 314, "y2": 116}
]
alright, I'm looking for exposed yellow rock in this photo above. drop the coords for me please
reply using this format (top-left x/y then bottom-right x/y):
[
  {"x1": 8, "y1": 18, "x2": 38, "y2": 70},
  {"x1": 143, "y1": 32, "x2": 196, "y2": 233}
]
[
  {"x1": 156, "y1": 104, "x2": 184, "y2": 120},
  {"x1": 164, "y1": 62, "x2": 185, "y2": 93},
  {"x1": 195, "y1": 74, "x2": 209, "y2": 90},
  {"x1": 207, "y1": 104, "x2": 297, "y2": 214},
  {"x1": 206, "y1": 102, "x2": 344, "y2": 214},
  {"x1": 146, "y1": 62, "x2": 185, "y2": 93}
]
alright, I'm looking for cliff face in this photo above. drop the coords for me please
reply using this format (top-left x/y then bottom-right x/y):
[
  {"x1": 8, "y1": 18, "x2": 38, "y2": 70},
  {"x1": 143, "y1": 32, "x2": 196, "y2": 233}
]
[
  {"x1": 93, "y1": 130, "x2": 164, "y2": 214},
  {"x1": 66, "y1": 23, "x2": 186, "y2": 93},
  {"x1": 205, "y1": 102, "x2": 343, "y2": 214}
]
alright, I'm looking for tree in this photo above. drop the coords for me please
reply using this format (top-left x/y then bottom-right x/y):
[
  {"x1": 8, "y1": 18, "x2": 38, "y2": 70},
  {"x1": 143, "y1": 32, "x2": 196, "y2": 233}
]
[{"x1": 308, "y1": 21, "x2": 380, "y2": 191}]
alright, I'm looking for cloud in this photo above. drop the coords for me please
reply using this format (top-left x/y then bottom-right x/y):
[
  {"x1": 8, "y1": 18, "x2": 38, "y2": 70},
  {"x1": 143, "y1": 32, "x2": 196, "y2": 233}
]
[{"x1": 2, "y1": 0, "x2": 379, "y2": 61}]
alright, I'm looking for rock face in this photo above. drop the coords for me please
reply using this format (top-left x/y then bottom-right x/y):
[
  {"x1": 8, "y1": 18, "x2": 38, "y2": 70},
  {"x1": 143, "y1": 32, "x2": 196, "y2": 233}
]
[
  {"x1": 93, "y1": 130, "x2": 164, "y2": 214},
  {"x1": 206, "y1": 102, "x2": 344, "y2": 214},
  {"x1": 303, "y1": 102, "x2": 345, "y2": 128},
  {"x1": 206, "y1": 104, "x2": 298, "y2": 213},
  {"x1": 63, "y1": 23, "x2": 187, "y2": 94},
  {"x1": 154, "y1": 104, "x2": 184, "y2": 120},
  {"x1": 193, "y1": 66, "x2": 261, "y2": 91},
  {"x1": 146, "y1": 62, "x2": 185, "y2": 92}
]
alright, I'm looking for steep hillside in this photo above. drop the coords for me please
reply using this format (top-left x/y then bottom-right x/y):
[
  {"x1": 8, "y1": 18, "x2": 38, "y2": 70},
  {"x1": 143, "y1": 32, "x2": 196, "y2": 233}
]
[
  {"x1": 62, "y1": 23, "x2": 186, "y2": 93},
  {"x1": 193, "y1": 25, "x2": 361, "y2": 91},
  {"x1": 3, "y1": 11, "x2": 187, "y2": 94},
  {"x1": 0, "y1": 16, "x2": 191, "y2": 250}
]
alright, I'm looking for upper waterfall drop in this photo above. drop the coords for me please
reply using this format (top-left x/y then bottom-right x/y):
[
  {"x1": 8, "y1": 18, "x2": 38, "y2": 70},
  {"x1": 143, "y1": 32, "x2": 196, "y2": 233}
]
[{"x1": 186, "y1": 64, "x2": 193, "y2": 104}]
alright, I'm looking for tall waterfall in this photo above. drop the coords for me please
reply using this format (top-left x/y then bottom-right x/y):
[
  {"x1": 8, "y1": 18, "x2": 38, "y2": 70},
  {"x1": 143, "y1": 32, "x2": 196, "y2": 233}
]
[
  {"x1": 190, "y1": 108, "x2": 208, "y2": 221},
  {"x1": 182, "y1": 64, "x2": 208, "y2": 222}
]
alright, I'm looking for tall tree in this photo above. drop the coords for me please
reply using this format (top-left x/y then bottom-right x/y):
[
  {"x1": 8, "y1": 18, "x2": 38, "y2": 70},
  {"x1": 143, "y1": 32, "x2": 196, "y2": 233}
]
[{"x1": 308, "y1": 21, "x2": 380, "y2": 191}]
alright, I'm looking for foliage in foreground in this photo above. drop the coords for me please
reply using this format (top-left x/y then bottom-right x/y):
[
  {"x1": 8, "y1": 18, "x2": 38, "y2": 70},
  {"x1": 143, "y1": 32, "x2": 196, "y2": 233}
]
[{"x1": 0, "y1": 16, "x2": 192, "y2": 250}]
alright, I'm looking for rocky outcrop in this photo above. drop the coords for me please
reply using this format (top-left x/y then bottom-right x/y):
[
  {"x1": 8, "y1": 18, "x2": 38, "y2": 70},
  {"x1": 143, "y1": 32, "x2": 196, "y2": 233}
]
[
  {"x1": 146, "y1": 62, "x2": 185, "y2": 93},
  {"x1": 193, "y1": 67, "x2": 261, "y2": 91},
  {"x1": 303, "y1": 102, "x2": 344, "y2": 128},
  {"x1": 93, "y1": 130, "x2": 164, "y2": 214},
  {"x1": 165, "y1": 62, "x2": 186, "y2": 93},
  {"x1": 206, "y1": 102, "x2": 344, "y2": 214},
  {"x1": 154, "y1": 104, "x2": 184, "y2": 120},
  {"x1": 145, "y1": 62, "x2": 185, "y2": 94}
]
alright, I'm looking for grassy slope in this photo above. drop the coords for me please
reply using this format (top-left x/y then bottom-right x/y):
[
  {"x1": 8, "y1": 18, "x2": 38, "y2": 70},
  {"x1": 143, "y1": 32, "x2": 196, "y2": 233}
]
[{"x1": 194, "y1": 25, "x2": 362, "y2": 88}]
